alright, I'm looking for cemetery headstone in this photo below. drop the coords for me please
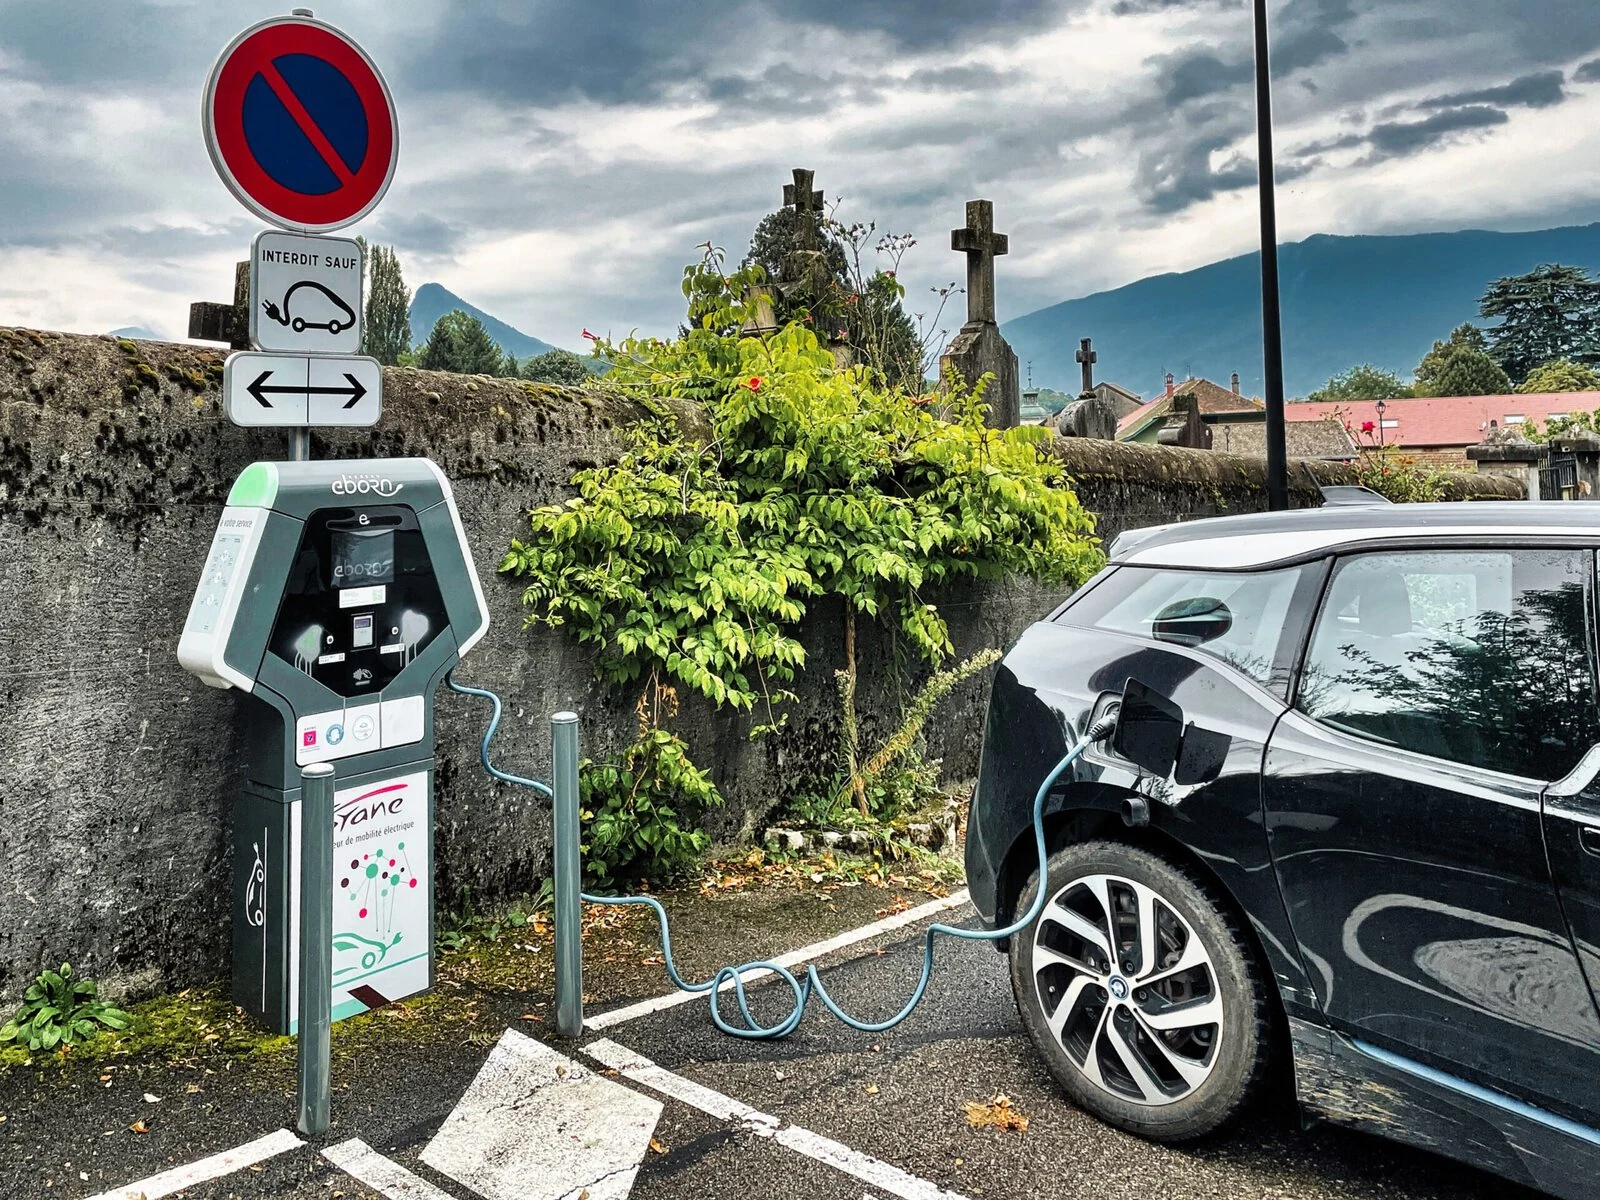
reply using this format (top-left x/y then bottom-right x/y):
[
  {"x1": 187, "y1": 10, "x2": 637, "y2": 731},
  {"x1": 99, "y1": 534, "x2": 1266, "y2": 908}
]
[{"x1": 939, "y1": 200, "x2": 1020, "y2": 429}]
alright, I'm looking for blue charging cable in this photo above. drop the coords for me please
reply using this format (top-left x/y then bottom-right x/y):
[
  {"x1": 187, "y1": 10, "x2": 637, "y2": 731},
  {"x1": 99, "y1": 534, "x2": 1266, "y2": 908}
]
[{"x1": 448, "y1": 670, "x2": 1111, "y2": 1040}]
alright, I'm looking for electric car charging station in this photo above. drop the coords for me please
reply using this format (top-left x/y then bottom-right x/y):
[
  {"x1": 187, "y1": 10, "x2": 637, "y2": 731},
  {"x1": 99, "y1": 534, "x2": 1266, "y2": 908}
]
[{"x1": 178, "y1": 458, "x2": 489, "y2": 1032}]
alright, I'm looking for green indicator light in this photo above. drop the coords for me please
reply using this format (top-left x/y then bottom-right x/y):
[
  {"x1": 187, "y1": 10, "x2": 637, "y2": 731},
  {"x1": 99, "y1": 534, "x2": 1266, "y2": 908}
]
[{"x1": 227, "y1": 461, "x2": 279, "y2": 508}]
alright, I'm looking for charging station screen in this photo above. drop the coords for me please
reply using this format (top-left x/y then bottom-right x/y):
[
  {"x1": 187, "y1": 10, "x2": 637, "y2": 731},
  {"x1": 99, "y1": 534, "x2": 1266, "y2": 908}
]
[{"x1": 331, "y1": 529, "x2": 395, "y2": 588}]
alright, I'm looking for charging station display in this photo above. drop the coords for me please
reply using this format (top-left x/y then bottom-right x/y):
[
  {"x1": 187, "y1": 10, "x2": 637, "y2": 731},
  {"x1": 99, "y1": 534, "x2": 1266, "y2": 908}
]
[{"x1": 178, "y1": 459, "x2": 488, "y2": 1032}]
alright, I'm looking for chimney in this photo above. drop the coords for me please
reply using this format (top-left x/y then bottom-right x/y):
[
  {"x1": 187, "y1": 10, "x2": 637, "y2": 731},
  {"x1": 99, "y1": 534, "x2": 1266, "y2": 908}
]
[
  {"x1": 1164, "y1": 372, "x2": 1175, "y2": 398},
  {"x1": 1231, "y1": 372, "x2": 1240, "y2": 395}
]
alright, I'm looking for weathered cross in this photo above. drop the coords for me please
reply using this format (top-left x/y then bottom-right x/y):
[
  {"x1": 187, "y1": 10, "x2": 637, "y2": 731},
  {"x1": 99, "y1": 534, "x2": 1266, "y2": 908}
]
[
  {"x1": 188, "y1": 260, "x2": 253, "y2": 350},
  {"x1": 951, "y1": 200, "x2": 1008, "y2": 325},
  {"x1": 1077, "y1": 337, "x2": 1097, "y2": 395},
  {"x1": 782, "y1": 168, "x2": 824, "y2": 253}
]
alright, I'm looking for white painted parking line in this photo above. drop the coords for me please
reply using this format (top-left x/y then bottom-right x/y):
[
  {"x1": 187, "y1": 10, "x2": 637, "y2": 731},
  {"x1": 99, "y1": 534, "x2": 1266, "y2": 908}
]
[
  {"x1": 586, "y1": 888, "x2": 972, "y2": 1030},
  {"x1": 84, "y1": 1128, "x2": 303, "y2": 1200},
  {"x1": 585, "y1": 1038, "x2": 971, "y2": 1200},
  {"x1": 322, "y1": 1139, "x2": 458, "y2": 1199},
  {"x1": 323, "y1": 1139, "x2": 459, "y2": 1199},
  {"x1": 421, "y1": 1029, "x2": 663, "y2": 1200}
]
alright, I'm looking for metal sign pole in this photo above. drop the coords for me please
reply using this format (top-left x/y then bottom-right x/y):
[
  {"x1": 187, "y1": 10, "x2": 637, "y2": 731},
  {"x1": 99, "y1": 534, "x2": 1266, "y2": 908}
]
[
  {"x1": 552, "y1": 712, "x2": 584, "y2": 1037},
  {"x1": 297, "y1": 762, "x2": 335, "y2": 1135},
  {"x1": 288, "y1": 429, "x2": 310, "y2": 462}
]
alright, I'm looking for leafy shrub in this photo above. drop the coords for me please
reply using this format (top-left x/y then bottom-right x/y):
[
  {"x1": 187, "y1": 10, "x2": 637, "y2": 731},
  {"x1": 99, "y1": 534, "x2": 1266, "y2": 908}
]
[
  {"x1": 1, "y1": 963, "x2": 129, "y2": 1052},
  {"x1": 581, "y1": 681, "x2": 724, "y2": 887}
]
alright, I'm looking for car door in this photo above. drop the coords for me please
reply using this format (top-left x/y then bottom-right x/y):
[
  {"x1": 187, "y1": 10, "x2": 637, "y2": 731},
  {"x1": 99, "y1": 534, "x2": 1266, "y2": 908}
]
[{"x1": 1263, "y1": 545, "x2": 1600, "y2": 1120}]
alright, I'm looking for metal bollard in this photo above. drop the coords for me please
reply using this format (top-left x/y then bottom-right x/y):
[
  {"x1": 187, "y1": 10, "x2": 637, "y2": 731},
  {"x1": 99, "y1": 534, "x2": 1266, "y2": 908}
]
[
  {"x1": 297, "y1": 763, "x2": 335, "y2": 1136},
  {"x1": 551, "y1": 712, "x2": 583, "y2": 1038}
]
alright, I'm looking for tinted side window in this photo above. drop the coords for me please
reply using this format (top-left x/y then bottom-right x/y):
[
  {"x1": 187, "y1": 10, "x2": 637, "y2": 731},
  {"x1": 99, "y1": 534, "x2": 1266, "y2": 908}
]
[
  {"x1": 1297, "y1": 550, "x2": 1599, "y2": 780},
  {"x1": 1058, "y1": 565, "x2": 1307, "y2": 688}
]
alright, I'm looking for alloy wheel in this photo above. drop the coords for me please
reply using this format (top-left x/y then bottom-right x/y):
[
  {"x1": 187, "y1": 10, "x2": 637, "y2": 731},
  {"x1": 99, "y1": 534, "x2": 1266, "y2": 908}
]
[{"x1": 1030, "y1": 872, "x2": 1223, "y2": 1107}]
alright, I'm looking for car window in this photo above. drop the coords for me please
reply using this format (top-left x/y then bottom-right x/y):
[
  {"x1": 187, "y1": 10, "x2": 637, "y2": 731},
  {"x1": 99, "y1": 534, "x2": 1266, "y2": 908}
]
[
  {"x1": 1058, "y1": 565, "x2": 1307, "y2": 688},
  {"x1": 1297, "y1": 549, "x2": 1599, "y2": 780}
]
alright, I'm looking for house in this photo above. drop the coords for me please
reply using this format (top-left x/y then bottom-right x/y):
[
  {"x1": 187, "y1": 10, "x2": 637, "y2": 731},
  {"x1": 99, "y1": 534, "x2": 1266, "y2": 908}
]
[
  {"x1": 1285, "y1": 393, "x2": 1599, "y2": 467},
  {"x1": 1117, "y1": 373, "x2": 1263, "y2": 443},
  {"x1": 1093, "y1": 380, "x2": 1143, "y2": 420}
]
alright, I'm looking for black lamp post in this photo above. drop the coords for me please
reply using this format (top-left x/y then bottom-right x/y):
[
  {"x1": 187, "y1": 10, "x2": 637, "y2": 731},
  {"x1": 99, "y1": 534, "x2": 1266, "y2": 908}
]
[
  {"x1": 1253, "y1": 0, "x2": 1287, "y2": 511},
  {"x1": 1376, "y1": 398, "x2": 1387, "y2": 449}
]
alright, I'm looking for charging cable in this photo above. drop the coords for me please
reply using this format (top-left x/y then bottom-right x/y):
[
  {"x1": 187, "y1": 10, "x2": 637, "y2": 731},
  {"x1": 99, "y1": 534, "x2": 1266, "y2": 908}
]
[{"x1": 448, "y1": 670, "x2": 1113, "y2": 1040}]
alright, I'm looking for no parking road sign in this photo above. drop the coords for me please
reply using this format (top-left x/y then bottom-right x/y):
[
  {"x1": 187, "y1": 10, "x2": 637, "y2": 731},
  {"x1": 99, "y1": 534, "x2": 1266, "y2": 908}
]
[{"x1": 204, "y1": 15, "x2": 398, "y2": 231}]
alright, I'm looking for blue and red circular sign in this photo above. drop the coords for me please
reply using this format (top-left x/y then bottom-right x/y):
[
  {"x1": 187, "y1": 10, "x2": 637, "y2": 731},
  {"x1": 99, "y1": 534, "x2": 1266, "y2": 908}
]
[{"x1": 203, "y1": 17, "x2": 398, "y2": 232}]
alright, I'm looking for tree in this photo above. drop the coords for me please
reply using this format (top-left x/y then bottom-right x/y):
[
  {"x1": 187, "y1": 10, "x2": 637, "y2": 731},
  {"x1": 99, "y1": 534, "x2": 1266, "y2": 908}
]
[
  {"x1": 1413, "y1": 323, "x2": 1487, "y2": 395},
  {"x1": 500, "y1": 352, "x2": 518, "y2": 377},
  {"x1": 417, "y1": 310, "x2": 505, "y2": 375},
  {"x1": 1308, "y1": 363, "x2": 1411, "y2": 403},
  {"x1": 521, "y1": 348, "x2": 592, "y2": 386},
  {"x1": 359, "y1": 242, "x2": 412, "y2": 366},
  {"x1": 1424, "y1": 342, "x2": 1512, "y2": 397},
  {"x1": 1479, "y1": 264, "x2": 1600, "y2": 383},
  {"x1": 1518, "y1": 359, "x2": 1600, "y2": 394}
]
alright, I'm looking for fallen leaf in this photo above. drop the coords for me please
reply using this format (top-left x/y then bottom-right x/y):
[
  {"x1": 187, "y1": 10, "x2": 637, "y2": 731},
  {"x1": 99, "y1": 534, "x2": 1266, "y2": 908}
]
[
  {"x1": 962, "y1": 1093, "x2": 1028, "y2": 1133},
  {"x1": 518, "y1": 1013, "x2": 543, "y2": 1022},
  {"x1": 185, "y1": 1084, "x2": 202, "y2": 1094},
  {"x1": 649, "y1": 1138, "x2": 668, "y2": 1154},
  {"x1": 142, "y1": 1093, "x2": 161, "y2": 1104},
  {"x1": 129, "y1": 1119, "x2": 149, "y2": 1135},
  {"x1": 774, "y1": 1068, "x2": 788, "y2": 1082},
  {"x1": 78, "y1": 1173, "x2": 88, "y2": 1183},
  {"x1": 865, "y1": 1084, "x2": 879, "y2": 1095}
]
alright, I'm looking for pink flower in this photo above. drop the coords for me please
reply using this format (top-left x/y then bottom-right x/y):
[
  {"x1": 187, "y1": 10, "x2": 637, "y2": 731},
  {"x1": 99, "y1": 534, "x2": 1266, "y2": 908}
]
[
  {"x1": 581, "y1": 328, "x2": 598, "y2": 341},
  {"x1": 748, "y1": 377, "x2": 763, "y2": 392},
  {"x1": 884, "y1": 270, "x2": 896, "y2": 278},
  {"x1": 1361, "y1": 420, "x2": 1376, "y2": 433}
]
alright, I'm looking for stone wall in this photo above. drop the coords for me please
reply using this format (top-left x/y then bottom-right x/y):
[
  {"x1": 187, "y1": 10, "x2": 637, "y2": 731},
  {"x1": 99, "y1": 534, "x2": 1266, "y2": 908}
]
[{"x1": 0, "y1": 328, "x2": 1519, "y2": 1000}]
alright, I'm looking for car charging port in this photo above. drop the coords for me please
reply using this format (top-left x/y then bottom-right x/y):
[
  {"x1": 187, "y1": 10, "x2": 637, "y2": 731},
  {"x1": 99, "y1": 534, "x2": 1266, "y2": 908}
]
[{"x1": 1121, "y1": 795, "x2": 1151, "y2": 828}]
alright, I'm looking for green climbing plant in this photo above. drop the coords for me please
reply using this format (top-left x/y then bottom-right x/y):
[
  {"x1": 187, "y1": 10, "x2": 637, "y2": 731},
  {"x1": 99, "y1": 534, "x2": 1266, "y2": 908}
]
[{"x1": 502, "y1": 245, "x2": 1102, "y2": 855}]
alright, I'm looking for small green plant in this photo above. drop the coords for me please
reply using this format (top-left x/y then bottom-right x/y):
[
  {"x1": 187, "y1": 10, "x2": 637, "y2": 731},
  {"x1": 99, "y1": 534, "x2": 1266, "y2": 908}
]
[
  {"x1": 437, "y1": 881, "x2": 554, "y2": 952},
  {"x1": 1, "y1": 963, "x2": 129, "y2": 1052},
  {"x1": 581, "y1": 679, "x2": 725, "y2": 887}
]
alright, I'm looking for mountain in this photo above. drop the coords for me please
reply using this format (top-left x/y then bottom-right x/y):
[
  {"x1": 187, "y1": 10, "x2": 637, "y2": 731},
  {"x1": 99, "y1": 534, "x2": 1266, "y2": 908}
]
[
  {"x1": 110, "y1": 325, "x2": 163, "y2": 341},
  {"x1": 1002, "y1": 223, "x2": 1600, "y2": 400},
  {"x1": 408, "y1": 283, "x2": 559, "y2": 361}
]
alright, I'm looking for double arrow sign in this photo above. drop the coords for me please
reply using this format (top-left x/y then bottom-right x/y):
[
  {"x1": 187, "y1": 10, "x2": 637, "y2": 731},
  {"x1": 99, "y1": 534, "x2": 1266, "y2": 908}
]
[
  {"x1": 247, "y1": 368, "x2": 368, "y2": 410},
  {"x1": 224, "y1": 352, "x2": 382, "y2": 429}
]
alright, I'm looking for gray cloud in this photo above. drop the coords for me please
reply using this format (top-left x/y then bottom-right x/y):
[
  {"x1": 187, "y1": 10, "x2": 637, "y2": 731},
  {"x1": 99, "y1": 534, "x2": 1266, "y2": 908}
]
[
  {"x1": 1419, "y1": 69, "x2": 1566, "y2": 110},
  {"x1": 1575, "y1": 58, "x2": 1600, "y2": 83},
  {"x1": 1366, "y1": 104, "x2": 1508, "y2": 159}
]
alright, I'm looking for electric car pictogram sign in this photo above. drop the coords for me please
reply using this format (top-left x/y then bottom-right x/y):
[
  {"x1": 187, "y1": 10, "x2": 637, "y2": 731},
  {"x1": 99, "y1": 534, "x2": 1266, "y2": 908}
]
[{"x1": 203, "y1": 15, "x2": 398, "y2": 232}]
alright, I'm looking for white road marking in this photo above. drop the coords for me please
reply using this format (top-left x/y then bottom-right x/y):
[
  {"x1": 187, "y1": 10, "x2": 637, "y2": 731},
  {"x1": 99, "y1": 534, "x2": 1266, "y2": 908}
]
[
  {"x1": 323, "y1": 1139, "x2": 459, "y2": 1199},
  {"x1": 585, "y1": 1039, "x2": 971, "y2": 1200},
  {"x1": 586, "y1": 888, "x2": 972, "y2": 1029},
  {"x1": 421, "y1": 1028, "x2": 663, "y2": 1200},
  {"x1": 84, "y1": 1128, "x2": 303, "y2": 1200}
]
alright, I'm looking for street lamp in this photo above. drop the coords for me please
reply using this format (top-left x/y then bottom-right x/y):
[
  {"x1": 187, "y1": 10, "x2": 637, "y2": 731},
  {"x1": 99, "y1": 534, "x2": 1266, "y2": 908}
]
[
  {"x1": 1253, "y1": 0, "x2": 1287, "y2": 511},
  {"x1": 1375, "y1": 398, "x2": 1387, "y2": 449}
]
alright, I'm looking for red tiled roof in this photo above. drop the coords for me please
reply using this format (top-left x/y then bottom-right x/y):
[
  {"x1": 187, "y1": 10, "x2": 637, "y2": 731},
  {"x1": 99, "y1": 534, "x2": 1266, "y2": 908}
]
[{"x1": 1285, "y1": 392, "x2": 1597, "y2": 449}]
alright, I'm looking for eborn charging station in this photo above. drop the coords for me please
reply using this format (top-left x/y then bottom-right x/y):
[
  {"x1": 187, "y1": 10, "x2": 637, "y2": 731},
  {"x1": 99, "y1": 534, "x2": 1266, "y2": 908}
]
[{"x1": 178, "y1": 458, "x2": 488, "y2": 1033}]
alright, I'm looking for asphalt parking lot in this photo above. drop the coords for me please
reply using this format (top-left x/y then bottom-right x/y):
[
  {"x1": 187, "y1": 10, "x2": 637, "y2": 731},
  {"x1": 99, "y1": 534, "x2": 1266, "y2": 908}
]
[{"x1": 12, "y1": 894, "x2": 1544, "y2": 1200}]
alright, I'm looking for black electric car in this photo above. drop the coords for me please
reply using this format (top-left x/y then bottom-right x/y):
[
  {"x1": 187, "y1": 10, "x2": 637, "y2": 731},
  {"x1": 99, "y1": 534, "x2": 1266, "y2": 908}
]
[{"x1": 966, "y1": 502, "x2": 1600, "y2": 1199}]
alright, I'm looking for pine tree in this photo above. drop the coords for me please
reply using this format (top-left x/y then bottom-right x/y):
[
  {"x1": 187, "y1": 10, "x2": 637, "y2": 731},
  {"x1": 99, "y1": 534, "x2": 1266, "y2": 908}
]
[
  {"x1": 1479, "y1": 264, "x2": 1600, "y2": 384},
  {"x1": 418, "y1": 310, "x2": 505, "y2": 375},
  {"x1": 360, "y1": 244, "x2": 413, "y2": 366}
]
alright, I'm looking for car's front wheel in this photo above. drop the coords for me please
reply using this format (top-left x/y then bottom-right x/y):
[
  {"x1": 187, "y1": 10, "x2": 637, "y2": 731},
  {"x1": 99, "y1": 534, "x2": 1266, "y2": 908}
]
[{"x1": 1009, "y1": 839, "x2": 1271, "y2": 1142}]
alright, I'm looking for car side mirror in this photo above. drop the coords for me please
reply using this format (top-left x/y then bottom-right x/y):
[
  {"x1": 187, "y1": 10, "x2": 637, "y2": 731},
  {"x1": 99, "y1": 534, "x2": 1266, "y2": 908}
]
[
  {"x1": 1151, "y1": 597, "x2": 1233, "y2": 647},
  {"x1": 1112, "y1": 679, "x2": 1185, "y2": 777}
]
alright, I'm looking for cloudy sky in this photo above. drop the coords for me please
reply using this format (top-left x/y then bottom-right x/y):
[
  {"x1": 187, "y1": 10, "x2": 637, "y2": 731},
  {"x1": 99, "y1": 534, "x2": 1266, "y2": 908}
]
[{"x1": 3, "y1": 0, "x2": 1599, "y2": 355}]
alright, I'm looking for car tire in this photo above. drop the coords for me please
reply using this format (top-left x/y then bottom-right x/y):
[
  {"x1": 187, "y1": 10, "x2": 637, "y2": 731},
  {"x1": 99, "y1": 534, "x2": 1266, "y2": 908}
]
[{"x1": 1009, "y1": 839, "x2": 1271, "y2": 1142}]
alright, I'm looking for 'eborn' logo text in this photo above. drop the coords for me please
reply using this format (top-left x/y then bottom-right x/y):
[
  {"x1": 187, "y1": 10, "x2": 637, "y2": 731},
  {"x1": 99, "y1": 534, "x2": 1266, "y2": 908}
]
[{"x1": 332, "y1": 473, "x2": 403, "y2": 498}]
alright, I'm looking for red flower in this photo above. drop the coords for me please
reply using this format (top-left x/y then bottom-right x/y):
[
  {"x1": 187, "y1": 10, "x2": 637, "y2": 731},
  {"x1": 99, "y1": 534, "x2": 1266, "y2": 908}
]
[
  {"x1": 581, "y1": 328, "x2": 598, "y2": 341},
  {"x1": 884, "y1": 269, "x2": 896, "y2": 278},
  {"x1": 1361, "y1": 420, "x2": 1376, "y2": 433},
  {"x1": 747, "y1": 377, "x2": 762, "y2": 392}
]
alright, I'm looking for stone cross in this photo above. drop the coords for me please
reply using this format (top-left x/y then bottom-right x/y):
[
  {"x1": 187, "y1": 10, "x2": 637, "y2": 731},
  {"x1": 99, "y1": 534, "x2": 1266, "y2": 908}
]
[
  {"x1": 1076, "y1": 338, "x2": 1097, "y2": 396},
  {"x1": 951, "y1": 200, "x2": 1008, "y2": 325},
  {"x1": 782, "y1": 168, "x2": 824, "y2": 253},
  {"x1": 189, "y1": 260, "x2": 252, "y2": 350}
]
